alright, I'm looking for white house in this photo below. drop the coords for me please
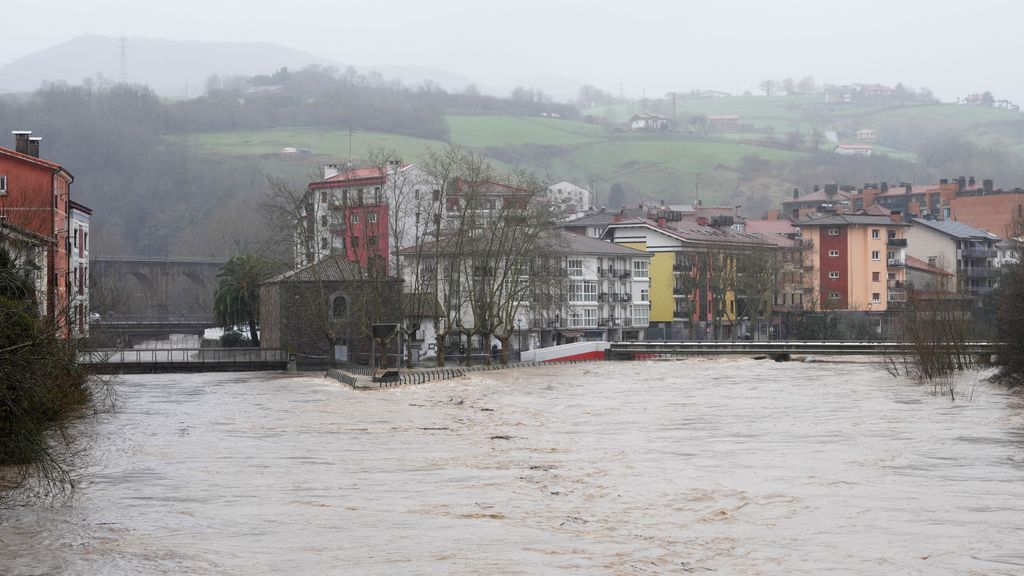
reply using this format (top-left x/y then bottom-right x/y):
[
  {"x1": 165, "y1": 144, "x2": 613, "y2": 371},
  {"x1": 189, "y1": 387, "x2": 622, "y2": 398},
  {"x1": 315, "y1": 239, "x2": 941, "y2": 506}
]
[{"x1": 546, "y1": 181, "x2": 592, "y2": 216}]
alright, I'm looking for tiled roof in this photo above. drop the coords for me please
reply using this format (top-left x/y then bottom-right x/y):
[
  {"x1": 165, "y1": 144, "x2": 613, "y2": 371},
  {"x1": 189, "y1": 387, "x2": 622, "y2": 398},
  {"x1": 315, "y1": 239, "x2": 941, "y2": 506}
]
[
  {"x1": 262, "y1": 255, "x2": 378, "y2": 284},
  {"x1": 0, "y1": 146, "x2": 69, "y2": 175},
  {"x1": 905, "y1": 255, "x2": 953, "y2": 276},
  {"x1": 324, "y1": 167, "x2": 385, "y2": 182},
  {"x1": 796, "y1": 214, "x2": 908, "y2": 227},
  {"x1": 744, "y1": 220, "x2": 798, "y2": 235},
  {"x1": 786, "y1": 190, "x2": 854, "y2": 204},
  {"x1": 557, "y1": 231, "x2": 649, "y2": 256},
  {"x1": 910, "y1": 218, "x2": 1000, "y2": 240}
]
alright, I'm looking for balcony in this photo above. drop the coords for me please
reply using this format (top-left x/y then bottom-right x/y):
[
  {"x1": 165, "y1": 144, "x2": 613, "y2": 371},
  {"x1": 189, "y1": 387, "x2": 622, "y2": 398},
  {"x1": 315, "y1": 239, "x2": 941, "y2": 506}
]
[
  {"x1": 887, "y1": 280, "x2": 905, "y2": 289},
  {"x1": 887, "y1": 259, "x2": 906, "y2": 267},
  {"x1": 886, "y1": 238, "x2": 907, "y2": 247},
  {"x1": 620, "y1": 293, "x2": 631, "y2": 302},
  {"x1": 964, "y1": 247, "x2": 997, "y2": 258},
  {"x1": 888, "y1": 290, "x2": 907, "y2": 303},
  {"x1": 966, "y1": 267, "x2": 997, "y2": 279}
]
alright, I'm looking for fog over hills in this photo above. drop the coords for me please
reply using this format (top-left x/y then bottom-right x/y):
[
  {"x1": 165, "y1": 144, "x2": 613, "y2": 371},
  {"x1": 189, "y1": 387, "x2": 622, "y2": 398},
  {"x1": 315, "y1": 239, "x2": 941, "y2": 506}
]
[{"x1": 0, "y1": 35, "x2": 483, "y2": 98}]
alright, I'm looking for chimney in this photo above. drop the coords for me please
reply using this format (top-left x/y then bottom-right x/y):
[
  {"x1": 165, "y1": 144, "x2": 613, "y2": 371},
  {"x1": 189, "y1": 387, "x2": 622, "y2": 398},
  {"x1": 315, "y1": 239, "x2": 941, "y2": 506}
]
[
  {"x1": 880, "y1": 181, "x2": 889, "y2": 193},
  {"x1": 696, "y1": 216, "x2": 708, "y2": 226},
  {"x1": 889, "y1": 210, "x2": 902, "y2": 223},
  {"x1": 12, "y1": 130, "x2": 31, "y2": 155},
  {"x1": 983, "y1": 179, "x2": 994, "y2": 194},
  {"x1": 968, "y1": 176, "x2": 976, "y2": 187},
  {"x1": 28, "y1": 137, "x2": 41, "y2": 158},
  {"x1": 957, "y1": 176, "x2": 967, "y2": 191},
  {"x1": 939, "y1": 178, "x2": 948, "y2": 185},
  {"x1": 813, "y1": 184, "x2": 820, "y2": 193},
  {"x1": 657, "y1": 216, "x2": 667, "y2": 227},
  {"x1": 323, "y1": 164, "x2": 339, "y2": 179},
  {"x1": 792, "y1": 187, "x2": 799, "y2": 199},
  {"x1": 904, "y1": 183, "x2": 912, "y2": 194}
]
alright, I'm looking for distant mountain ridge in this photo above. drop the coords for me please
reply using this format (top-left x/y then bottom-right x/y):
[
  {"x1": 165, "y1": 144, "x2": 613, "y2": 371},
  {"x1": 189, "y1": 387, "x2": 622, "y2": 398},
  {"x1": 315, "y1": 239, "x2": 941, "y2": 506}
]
[{"x1": 0, "y1": 35, "x2": 478, "y2": 98}]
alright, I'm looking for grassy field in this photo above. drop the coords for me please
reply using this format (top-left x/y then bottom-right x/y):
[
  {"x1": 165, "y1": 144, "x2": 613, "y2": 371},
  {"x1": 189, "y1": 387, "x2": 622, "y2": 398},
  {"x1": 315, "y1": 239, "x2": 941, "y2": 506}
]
[
  {"x1": 187, "y1": 128, "x2": 447, "y2": 160},
  {"x1": 446, "y1": 115, "x2": 606, "y2": 148}
]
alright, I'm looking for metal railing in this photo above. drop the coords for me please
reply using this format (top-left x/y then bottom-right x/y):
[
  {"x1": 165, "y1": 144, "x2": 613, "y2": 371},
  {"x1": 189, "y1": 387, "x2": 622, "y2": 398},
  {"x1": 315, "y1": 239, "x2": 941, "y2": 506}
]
[{"x1": 80, "y1": 347, "x2": 288, "y2": 365}]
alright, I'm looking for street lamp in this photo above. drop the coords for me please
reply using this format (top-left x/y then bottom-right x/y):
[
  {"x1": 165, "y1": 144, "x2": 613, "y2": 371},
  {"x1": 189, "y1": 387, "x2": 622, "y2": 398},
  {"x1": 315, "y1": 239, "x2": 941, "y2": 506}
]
[{"x1": 516, "y1": 318, "x2": 523, "y2": 353}]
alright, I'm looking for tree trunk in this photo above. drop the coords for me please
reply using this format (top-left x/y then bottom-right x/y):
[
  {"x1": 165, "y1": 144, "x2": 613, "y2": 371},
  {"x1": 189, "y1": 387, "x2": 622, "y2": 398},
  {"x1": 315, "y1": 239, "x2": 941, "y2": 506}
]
[
  {"x1": 248, "y1": 317, "x2": 260, "y2": 347},
  {"x1": 498, "y1": 335, "x2": 511, "y2": 365},
  {"x1": 435, "y1": 329, "x2": 447, "y2": 367}
]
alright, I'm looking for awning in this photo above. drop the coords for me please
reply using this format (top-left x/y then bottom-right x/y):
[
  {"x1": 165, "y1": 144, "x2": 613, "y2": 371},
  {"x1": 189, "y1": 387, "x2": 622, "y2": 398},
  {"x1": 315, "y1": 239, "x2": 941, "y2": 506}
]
[{"x1": 559, "y1": 330, "x2": 584, "y2": 338}]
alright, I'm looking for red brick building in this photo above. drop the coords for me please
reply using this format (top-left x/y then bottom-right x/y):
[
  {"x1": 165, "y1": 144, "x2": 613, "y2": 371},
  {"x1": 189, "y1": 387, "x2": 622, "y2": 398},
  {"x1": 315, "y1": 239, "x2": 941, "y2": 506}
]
[{"x1": 0, "y1": 131, "x2": 75, "y2": 333}]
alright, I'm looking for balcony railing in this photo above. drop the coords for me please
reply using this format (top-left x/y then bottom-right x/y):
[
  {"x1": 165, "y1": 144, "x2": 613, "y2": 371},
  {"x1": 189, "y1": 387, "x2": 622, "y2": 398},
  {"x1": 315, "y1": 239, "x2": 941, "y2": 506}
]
[
  {"x1": 888, "y1": 290, "x2": 907, "y2": 302},
  {"x1": 886, "y1": 238, "x2": 907, "y2": 247},
  {"x1": 964, "y1": 247, "x2": 997, "y2": 258},
  {"x1": 887, "y1": 259, "x2": 906, "y2": 267},
  {"x1": 966, "y1": 267, "x2": 997, "y2": 278}
]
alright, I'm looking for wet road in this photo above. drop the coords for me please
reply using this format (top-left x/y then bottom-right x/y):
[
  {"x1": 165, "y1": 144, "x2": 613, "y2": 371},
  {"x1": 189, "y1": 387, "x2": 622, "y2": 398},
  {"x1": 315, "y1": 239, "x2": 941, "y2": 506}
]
[{"x1": 3, "y1": 359, "x2": 1024, "y2": 574}]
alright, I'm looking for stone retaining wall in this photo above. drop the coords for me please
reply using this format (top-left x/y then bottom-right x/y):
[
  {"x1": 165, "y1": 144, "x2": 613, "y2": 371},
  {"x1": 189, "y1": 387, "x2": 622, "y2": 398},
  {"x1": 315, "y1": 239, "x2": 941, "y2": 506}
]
[{"x1": 326, "y1": 359, "x2": 599, "y2": 390}]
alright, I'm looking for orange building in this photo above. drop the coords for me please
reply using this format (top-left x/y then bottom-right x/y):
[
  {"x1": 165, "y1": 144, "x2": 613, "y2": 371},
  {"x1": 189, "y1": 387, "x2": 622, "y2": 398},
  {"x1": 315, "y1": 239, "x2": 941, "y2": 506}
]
[
  {"x1": 0, "y1": 131, "x2": 74, "y2": 332},
  {"x1": 796, "y1": 214, "x2": 909, "y2": 311}
]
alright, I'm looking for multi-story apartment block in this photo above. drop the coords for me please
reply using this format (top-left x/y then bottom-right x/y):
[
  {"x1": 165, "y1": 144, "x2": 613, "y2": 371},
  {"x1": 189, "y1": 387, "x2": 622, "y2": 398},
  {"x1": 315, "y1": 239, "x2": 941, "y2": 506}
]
[
  {"x1": 603, "y1": 217, "x2": 794, "y2": 339},
  {"x1": 0, "y1": 131, "x2": 76, "y2": 334},
  {"x1": 796, "y1": 213, "x2": 909, "y2": 311},
  {"x1": 553, "y1": 232, "x2": 650, "y2": 346},
  {"x1": 904, "y1": 218, "x2": 1001, "y2": 298},
  {"x1": 398, "y1": 231, "x2": 650, "y2": 359},
  {"x1": 69, "y1": 200, "x2": 92, "y2": 336}
]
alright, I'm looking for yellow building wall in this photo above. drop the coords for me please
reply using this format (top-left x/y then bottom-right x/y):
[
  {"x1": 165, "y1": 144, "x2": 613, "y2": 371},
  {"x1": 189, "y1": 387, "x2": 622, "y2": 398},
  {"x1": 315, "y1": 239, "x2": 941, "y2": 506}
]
[{"x1": 622, "y1": 241, "x2": 675, "y2": 323}]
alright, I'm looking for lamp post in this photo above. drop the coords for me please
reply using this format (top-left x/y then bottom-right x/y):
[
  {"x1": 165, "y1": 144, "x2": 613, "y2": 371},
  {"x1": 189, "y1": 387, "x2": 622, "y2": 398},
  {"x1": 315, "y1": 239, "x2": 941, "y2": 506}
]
[{"x1": 516, "y1": 318, "x2": 523, "y2": 353}]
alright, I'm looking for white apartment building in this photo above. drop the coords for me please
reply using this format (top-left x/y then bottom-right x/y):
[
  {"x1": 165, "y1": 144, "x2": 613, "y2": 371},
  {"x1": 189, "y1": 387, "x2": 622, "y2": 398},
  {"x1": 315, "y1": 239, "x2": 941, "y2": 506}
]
[{"x1": 69, "y1": 201, "x2": 91, "y2": 336}]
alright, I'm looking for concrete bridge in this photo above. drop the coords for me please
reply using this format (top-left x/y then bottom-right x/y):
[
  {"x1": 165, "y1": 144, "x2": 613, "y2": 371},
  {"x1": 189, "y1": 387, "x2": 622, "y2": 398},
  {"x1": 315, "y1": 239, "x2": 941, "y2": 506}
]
[
  {"x1": 606, "y1": 340, "x2": 997, "y2": 361},
  {"x1": 89, "y1": 257, "x2": 225, "y2": 320}
]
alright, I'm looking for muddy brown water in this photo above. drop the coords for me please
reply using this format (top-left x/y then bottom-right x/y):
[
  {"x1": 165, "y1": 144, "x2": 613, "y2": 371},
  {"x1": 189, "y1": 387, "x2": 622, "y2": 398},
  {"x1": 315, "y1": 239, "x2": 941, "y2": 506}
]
[{"x1": 2, "y1": 359, "x2": 1023, "y2": 575}]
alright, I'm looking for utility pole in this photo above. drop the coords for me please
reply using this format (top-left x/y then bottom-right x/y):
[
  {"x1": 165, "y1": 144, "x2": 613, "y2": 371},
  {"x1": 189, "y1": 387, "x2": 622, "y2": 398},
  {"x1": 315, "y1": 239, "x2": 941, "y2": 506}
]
[{"x1": 119, "y1": 37, "x2": 127, "y2": 83}]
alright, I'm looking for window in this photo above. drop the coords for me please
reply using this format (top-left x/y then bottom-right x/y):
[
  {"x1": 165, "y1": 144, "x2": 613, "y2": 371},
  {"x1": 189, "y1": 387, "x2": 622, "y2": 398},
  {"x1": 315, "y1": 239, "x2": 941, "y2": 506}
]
[
  {"x1": 640, "y1": 288, "x2": 649, "y2": 302},
  {"x1": 631, "y1": 305, "x2": 650, "y2": 327},
  {"x1": 84, "y1": 232, "x2": 88, "y2": 250},
  {"x1": 872, "y1": 272, "x2": 880, "y2": 282},
  {"x1": 331, "y1": 295, "x2": 347, "y2": 319},
  {"x1": 0, "y1": 175, "x2": 6, "y2": 195},
  {"x1": 828, "y1": 250, "x2": 839, "y2": 257},
  {"x1": 829, "y1": 271, "x2": 840, "y2": 279},
  {"x1": 632, "y1": 259, "x2": 650, "y2": 278},
  {"x1": 351, "y1": 212, "x2": 359, "y2": 224},
  {"x1": 320, "y1": 215, "x2": 328, "y2": 227},
  {"x1": 827, "y1": 228, "x2": 840, "y2": 236},
  {"x1": 73, "y1": 227, "x2": 79, "y2": 248},
  {"x1": 871, "y1": 229, "x2": 880, "y2": 239},
  {"x1": 871, "y1": 292, "x2": 881, "y2": 303},
  {"x1": 584, "y1": 308, "x2": 598, "y2": 327},
  {"x1": 871, "y1": 250, "x2": 880, "y2": 261},
  {"x1": 828, "y1": 292, "x2": 841, "y2": 300},
  {"x1": 368, "y1": 236, "x2": 378, "y2": 248},
  {"x1": 567, "y1": 258, "x2": 583, "y2": 277},
  {"x1": 569, "y1": 281, "x2": 597, "y2": 302},
  {"x1": 368, "y1": 212, "x2": 378, "y2": 223},
  {"x1": 320, "y1": 237, "x2": 328, "y2": 250},
  {"x1": 888, "y1": 230, "x2": 896, "y2": 240}
]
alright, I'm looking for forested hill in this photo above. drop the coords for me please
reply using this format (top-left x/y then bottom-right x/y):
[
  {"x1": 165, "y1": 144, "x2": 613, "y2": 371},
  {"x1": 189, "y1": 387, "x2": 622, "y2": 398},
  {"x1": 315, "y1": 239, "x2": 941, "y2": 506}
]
[{"x1": 2, "y1": 65, "x2": 1023, "y2": 261}]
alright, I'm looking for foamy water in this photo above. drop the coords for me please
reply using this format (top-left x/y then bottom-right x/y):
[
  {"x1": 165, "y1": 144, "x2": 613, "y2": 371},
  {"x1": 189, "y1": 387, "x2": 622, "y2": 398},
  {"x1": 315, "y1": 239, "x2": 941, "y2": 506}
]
[{"x1": 3, "y1": 359, "x2": 1023, "y2": 575}]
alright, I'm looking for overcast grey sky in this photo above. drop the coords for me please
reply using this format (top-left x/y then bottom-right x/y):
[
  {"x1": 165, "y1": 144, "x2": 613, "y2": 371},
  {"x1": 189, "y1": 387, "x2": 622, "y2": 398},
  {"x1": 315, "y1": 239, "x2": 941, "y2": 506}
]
[{"x1": 4, "y1": 0, "x2": 1022, "y2": 102}]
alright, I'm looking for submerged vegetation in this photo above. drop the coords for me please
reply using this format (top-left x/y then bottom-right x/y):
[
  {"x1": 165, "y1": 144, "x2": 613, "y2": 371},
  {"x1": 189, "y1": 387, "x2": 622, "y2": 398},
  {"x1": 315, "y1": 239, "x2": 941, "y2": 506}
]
[{"x1": 0, "y1": 247, "x2": 105, "y2": 502}]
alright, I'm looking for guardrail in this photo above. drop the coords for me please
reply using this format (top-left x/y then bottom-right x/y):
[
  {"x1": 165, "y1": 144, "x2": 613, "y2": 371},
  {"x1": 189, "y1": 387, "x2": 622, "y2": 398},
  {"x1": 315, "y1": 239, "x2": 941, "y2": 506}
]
[
  {"x1": 80, "y1": 348, "x2": 289, "y2": 373},
  {"x1": 606, "y1": 340, "x2": 997, "y2": 360}
]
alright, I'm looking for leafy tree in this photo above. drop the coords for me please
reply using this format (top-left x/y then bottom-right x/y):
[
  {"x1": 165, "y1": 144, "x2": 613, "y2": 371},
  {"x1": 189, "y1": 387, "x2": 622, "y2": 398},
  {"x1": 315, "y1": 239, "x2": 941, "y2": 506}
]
[
  {"x1": 607, "y1": 182, "x2": 627, "y2": 210},
  {"x1": 991, "y1": 217, "x2": 1024, "y2": 388},
  {"x1": 213, "y1": 254, "x2": 278, "y2": 346}
]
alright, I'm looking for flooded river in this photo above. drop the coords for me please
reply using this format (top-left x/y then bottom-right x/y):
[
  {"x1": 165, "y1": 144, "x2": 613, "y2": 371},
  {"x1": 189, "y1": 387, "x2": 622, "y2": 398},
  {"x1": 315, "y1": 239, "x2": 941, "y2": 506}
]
[{"x1": 3, "y1": 359, "x2": 1024, "y2": 574}]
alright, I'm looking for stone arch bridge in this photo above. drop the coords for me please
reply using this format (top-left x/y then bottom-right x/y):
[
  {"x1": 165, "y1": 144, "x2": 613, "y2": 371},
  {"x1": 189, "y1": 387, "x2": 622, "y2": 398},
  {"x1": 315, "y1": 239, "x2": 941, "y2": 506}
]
[{"x1": 89, "y1": 257, "x2": 225, "y2": 322}]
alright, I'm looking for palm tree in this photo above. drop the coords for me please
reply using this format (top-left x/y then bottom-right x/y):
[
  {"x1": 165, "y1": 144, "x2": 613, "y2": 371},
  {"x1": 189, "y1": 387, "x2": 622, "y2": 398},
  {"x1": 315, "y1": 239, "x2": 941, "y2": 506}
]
[{"x1": 213, "y1": 254, "x2": 276, "y2": 346}]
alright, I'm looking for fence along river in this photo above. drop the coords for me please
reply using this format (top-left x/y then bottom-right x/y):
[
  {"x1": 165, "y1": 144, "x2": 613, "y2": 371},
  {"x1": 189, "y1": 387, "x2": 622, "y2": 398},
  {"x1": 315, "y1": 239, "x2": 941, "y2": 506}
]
[{"x1": 2, "y1": 359, "x2": 1023, "y2": 574}]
